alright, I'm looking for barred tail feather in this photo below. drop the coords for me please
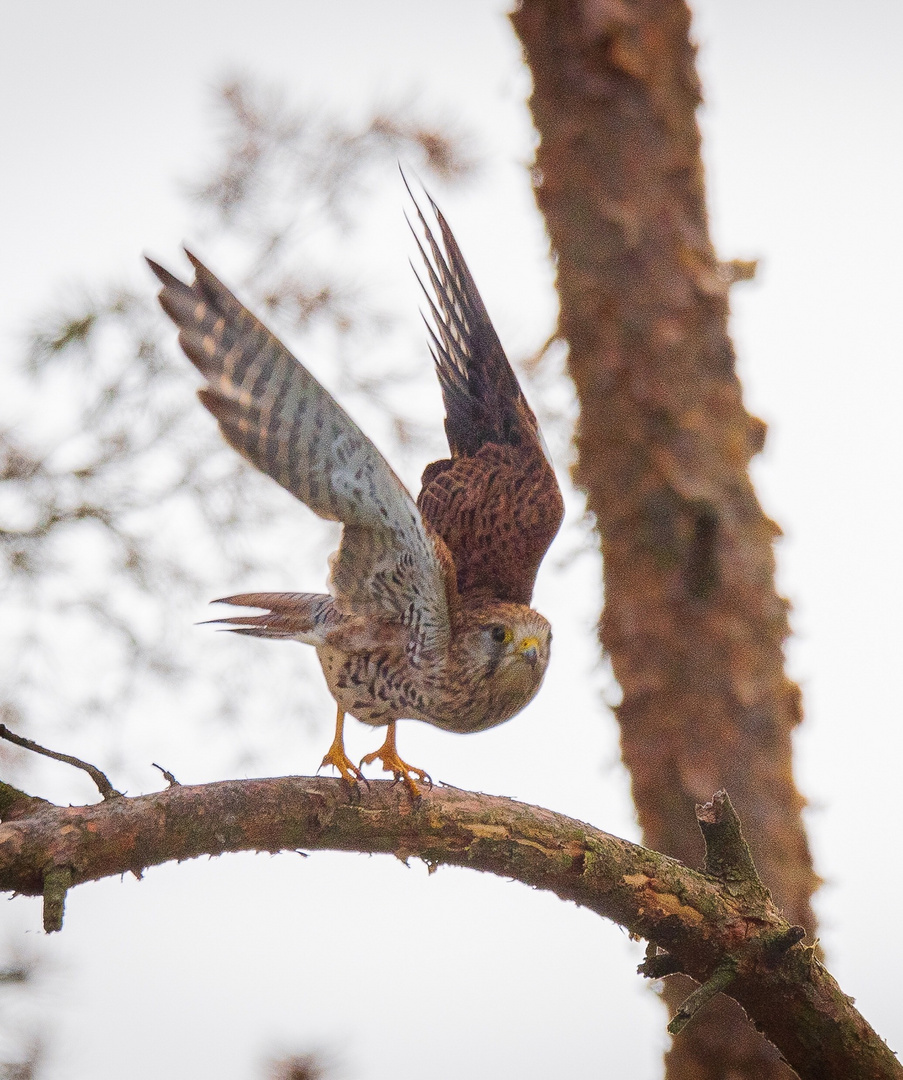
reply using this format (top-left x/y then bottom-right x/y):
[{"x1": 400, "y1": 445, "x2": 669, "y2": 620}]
[{"x1": 207, "y1": 592, "x2": 338, "y2": 644}]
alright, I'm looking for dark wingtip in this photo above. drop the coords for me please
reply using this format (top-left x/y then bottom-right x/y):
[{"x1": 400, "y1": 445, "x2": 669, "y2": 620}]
[
  {"x1": 183, "y1": 249, "x2": 204, "y2": 272},
  {"x1": 398, "y1": 162, "x2": 417, "y2": 201},
  {"x1": 144, "y1": 255, "x2": 182, "y2": 289},
  {"x1": 400, "y1": 167, "x2": 436, "y2": 239}
]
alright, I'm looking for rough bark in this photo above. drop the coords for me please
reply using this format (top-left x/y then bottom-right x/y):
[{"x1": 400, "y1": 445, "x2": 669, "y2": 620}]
[
  {"x1": 510, "y1": 2, "x2": 819, "y2": 1076},
  {"x1": 0, "y1": 779, "x2": 896, "y2": 1080}
]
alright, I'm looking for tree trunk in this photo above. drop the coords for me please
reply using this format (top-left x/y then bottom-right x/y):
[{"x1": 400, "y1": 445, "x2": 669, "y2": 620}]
[{"x1": 510, "y1": 2, "x2": 819, "y2": 1075}]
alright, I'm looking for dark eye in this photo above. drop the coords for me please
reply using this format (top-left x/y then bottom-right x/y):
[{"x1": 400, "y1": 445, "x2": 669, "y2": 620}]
[{"x1": 490, "y1": 625, "x2": 508, "y2": 644}]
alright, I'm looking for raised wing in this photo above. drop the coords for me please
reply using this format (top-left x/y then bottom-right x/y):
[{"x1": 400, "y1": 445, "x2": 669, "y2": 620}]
[
  {"x1": 407, "y1": 188, "x2": 564, "y2": 605},
  {"x1": 147, "y1": 253, "x2": 450, "y2": 652}
]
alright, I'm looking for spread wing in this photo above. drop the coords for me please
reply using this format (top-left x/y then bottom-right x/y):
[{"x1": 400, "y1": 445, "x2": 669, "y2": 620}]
[
  {"x1": 147, "y1": 252, "x2": 450, "y2": 652},
  {"x1": 408, "y1": 188, "x2": 564, "y2": 605}
]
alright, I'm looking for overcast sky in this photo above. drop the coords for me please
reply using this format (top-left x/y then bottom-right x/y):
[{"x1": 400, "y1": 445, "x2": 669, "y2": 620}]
[{"x1": 2, "y1": 2, "x2": 902, "y2": 1077}]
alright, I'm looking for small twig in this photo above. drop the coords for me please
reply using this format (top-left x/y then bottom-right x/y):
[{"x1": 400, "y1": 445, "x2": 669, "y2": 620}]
[
  {"x1": 0, "y1": 724, "x2": 122, "y2": 800},
  {"x1": 696, "y1": 789, "x2": 761, "y2": 885},
  {"x1": 721, "y1": 257, "x2": 759, "y2": 284},
  {"x1": 152, "y1": 762, "x2": 181, "y2": 787},
  {"x1": 42, "y1": 865, "x2": 73, "y2": 933},
  {"x1": 667, "y1": 960, "x2": 738, "y2": 1035}
]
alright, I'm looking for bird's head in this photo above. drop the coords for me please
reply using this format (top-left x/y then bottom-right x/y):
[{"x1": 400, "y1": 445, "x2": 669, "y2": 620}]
[{"x1": 453, "y1": 601, "x2": 552, "y2": 730}]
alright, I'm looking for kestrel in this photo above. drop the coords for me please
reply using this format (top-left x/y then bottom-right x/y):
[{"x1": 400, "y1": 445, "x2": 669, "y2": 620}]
[{"x1": 147, "y1": 187, "x2": 563, "y2": 794}]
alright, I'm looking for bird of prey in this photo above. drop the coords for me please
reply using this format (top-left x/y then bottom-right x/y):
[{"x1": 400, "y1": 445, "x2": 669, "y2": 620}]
[{"x1": 147, "y1": 187, "x2": 563, "y2": 794}]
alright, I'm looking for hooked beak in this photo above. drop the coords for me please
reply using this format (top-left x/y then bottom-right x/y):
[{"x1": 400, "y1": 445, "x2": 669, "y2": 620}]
[{"x1": 517, "y1": 636, "x2": 540, "y2": 667}]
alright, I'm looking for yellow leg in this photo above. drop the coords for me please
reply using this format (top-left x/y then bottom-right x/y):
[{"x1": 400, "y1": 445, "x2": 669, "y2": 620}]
[
  {"x1": 359, "y1": 721, "x2": 432, "y2": 797},
  {"x1": 319, "y1": 708, "x2": 365, "y2": 784}
]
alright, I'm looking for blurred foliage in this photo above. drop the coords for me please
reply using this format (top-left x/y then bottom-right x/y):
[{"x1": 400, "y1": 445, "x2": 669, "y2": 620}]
[
  {"x1": 0, "y1": 949, "x2": 43, "y2": 1080},
  {"x1": 267, "y1": 1051, "x2": 334, "y2": 1080}
]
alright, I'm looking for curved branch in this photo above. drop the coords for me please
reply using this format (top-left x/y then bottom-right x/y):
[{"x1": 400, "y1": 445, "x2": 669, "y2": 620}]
[{"x1": 0, "y1": 777, "x2": 897, "y2": 1080}]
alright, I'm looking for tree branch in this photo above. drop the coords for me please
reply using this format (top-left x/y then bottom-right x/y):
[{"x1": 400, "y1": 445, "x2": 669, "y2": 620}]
[{"x1": 0, "y1": 776, "x2": 897, "y2": 1080}]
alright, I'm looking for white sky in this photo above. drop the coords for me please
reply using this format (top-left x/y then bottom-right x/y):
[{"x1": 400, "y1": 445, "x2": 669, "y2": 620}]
[{"x1": 2, "y1": 1, "x2": 902, "y2": 1077}]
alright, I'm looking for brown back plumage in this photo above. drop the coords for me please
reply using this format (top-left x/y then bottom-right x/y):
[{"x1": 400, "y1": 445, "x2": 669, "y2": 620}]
[{"x1": 408, "y1": 188, "x2": 564, "y2": 605}]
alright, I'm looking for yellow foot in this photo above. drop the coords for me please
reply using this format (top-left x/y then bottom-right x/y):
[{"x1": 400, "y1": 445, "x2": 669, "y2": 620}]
[
  {"x1": 359, "y1": 723, "x2": 432, "y2": 798},
  {"x1": 319, "y1": 740, "x2": 367, "y2": 786}
]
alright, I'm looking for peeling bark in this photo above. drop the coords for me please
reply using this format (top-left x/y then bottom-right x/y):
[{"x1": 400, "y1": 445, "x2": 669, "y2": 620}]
[{"x1": 510, "y1": 1, "x2": 818, "y2": 1075}]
